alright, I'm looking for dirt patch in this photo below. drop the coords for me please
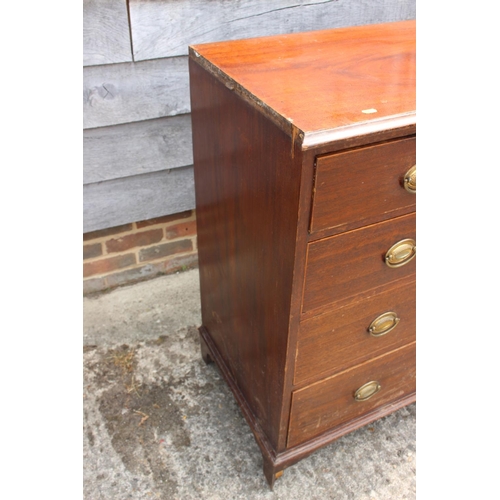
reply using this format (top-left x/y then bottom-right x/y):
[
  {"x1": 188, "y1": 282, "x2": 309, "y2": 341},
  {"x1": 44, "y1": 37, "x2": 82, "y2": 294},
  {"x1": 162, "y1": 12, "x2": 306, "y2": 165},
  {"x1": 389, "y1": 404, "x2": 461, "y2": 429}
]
[{"x1": 86, "y1": 342, "x2": 197, "y2": 497}]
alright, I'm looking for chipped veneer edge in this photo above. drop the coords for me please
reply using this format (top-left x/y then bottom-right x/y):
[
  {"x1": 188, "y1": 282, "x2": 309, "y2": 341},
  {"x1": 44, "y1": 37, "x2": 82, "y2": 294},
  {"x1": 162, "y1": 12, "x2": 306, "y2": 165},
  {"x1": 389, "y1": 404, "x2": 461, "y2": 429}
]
[
  {"x1": 190, "y1": 47, "x2": 303, "y2": 145},
  {"x1": 189, "y1": 47, "x2": 416, "y2": 151}
]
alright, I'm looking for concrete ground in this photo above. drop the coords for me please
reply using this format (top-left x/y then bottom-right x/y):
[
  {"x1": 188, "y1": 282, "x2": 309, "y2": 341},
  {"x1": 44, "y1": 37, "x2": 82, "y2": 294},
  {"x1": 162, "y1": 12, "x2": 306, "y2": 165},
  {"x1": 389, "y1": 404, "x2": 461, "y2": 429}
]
[{"x1": 83, "y1": 269, "x2": 416, "y2": 499}]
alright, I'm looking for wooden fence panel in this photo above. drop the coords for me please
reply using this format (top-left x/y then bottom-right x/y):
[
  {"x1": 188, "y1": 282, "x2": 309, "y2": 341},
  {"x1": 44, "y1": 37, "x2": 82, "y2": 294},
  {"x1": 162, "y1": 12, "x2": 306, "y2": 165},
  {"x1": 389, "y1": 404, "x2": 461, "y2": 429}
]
[
  {"x1": 84, "y1": 115, "x2": 193, "y2": 184},
  {"x1": 83, "y1": 0, "x2": 133, "y2": 66},
  {"x1": 129, "y1": 0, "x2": 416, "y2": 61},
  {"x1": 83, "y1": 166, "x2": 195, "y2": 233},
  {"x1": 83, "y1": 57, "x2": 190, "y2": 129}
]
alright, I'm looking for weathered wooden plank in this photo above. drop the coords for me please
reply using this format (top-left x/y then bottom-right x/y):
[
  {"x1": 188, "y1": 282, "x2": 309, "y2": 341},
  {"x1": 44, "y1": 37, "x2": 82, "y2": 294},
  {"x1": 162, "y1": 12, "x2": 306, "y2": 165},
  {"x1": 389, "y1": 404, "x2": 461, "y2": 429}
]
[
  {"x1": 83, "y1": 0, "x2": 133, "y2": 66},
  {"x1": 83, "y1": 167, "x2": 195, "y2": 233},
  {"x1": 83, "y1": 114, "x2": 193, "y2": 184},
  {"x1": 129, "y1": 0, "x2": 416, "y2": 61},
  {"x1": 83, "y1": 57, "x2": 189, "y2": 129}
]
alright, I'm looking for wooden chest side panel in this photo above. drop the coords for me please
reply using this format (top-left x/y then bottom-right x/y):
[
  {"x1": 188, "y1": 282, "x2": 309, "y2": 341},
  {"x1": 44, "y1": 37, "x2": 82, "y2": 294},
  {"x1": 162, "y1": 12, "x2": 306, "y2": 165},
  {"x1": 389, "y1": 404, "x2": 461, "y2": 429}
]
[{"x1": 189, "y1": 58, "x2": 302, "y2": 450}]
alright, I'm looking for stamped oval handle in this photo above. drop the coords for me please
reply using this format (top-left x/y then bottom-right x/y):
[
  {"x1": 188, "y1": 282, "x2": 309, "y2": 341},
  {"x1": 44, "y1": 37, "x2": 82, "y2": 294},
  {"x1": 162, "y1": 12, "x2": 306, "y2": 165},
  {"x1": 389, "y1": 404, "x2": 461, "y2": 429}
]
[
  {"x1": 385, "y1": 238, "x2": 416, "y2": 268},
  {"x1": 404, "y1": 165, "x2": 416, "y2": 193},
  {"x1": 368, "y1": 311, "x2": 400, "y2": 337},
  {"x1": 354, "y1": 381, "x2": 381, "y2": 402}
]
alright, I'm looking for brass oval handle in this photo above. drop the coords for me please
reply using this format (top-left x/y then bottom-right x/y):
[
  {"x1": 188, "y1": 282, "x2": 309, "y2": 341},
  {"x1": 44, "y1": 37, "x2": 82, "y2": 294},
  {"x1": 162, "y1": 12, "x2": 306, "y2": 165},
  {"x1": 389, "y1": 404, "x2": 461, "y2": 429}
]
[
  {"x1": 385, "y1": 238, "x2": 416, "y2": 268},
  {"x1": 404, "y1": 165, "x2": 416, "y2": 193},
  {"x1": 368, "y1": 311, "x2": 400, "y2": 337},
  {"x1": 354, "y1": 381, "x2": 381, "y2": 402}
]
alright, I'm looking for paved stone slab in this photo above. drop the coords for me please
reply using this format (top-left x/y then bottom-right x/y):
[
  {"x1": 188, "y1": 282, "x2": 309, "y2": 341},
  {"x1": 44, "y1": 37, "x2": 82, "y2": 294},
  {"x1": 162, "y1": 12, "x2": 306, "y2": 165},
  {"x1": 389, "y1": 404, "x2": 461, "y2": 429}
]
[{"x1": 83, "y1": 269, "x2": 416, "y2": 499}]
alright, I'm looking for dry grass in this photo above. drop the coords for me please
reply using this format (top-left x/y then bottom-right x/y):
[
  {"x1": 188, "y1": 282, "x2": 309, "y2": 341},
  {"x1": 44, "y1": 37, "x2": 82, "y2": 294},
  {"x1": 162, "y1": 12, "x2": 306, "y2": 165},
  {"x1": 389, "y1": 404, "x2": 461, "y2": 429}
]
[{"x1": 112, "y1": 349, "x2": 135, "y2": 373}]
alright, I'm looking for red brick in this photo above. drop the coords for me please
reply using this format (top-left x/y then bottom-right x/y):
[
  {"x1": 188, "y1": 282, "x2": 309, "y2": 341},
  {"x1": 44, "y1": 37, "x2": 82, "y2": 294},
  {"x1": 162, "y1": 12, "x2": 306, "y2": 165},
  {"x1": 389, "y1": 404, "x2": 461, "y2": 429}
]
[
  {"x1": 136, "y1": 210, "x2": 192, "y2": 228},
  {"x1": 165, "y1": 220, "x2": 197, "y2": 240},
  {"x1": 83, "y1": 223, "x2": 133, "y2": 241},
  {"x1": 106, "y1": 229, "x2": 163, "y2": 253},
  {"x1": 83, "y1": 243, "x2": 102, "y2": 260},
  {"x1": 83, "y1": 253, "x2": 136, "y2": 278},
  {"x1": 139, "y1": 239, "x2": 193, "y2": 262}
]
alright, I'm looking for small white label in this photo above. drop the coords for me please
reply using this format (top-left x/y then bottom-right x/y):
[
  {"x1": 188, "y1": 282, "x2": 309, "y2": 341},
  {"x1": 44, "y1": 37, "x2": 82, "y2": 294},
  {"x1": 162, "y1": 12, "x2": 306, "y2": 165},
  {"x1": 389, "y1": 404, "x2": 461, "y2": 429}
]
[{"x1": 362, "y1": 108, "x2": 378, "y2": 114}]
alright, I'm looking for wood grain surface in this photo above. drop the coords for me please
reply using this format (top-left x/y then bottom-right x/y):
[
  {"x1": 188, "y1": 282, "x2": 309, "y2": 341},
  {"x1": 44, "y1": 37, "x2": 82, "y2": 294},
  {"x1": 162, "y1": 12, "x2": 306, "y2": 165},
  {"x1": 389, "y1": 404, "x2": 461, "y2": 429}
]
[
  {"x1": 83, "y1": 167, "x2": 194, "y2": 233},
  {"x1": 190, "y1": 21, "x2": 415, "y2": 137},
  {"x1": 83, "y1": 0, "x2": 132, "y2": 66},
  {"x1": 295, "y1": 280, "x2": 415, "y2": 385},
  {"x1": 302, "y1": 213, "x2": 416, "y2": 314},
  {"x1": 190, "y1": 59, "x2": 302, "y2": 451},
  {"x1": 84, "y1": 115, "x2": 193, "y2": 184},
  {"x1": 130, "y1": 0, "x2": 416, "y2": 61},
  {"x1": 189, "y1": 21, "x2": 416, "y2": 484},
  {"x1": 288, "y1": 342, "x2": 416, "y2": 448},
  {"x1": 83, "y1": 57, "x2": 190, "y2": 129},
  {"x1": 310, "y1": 136, "x2": 416, "y2": 236}
]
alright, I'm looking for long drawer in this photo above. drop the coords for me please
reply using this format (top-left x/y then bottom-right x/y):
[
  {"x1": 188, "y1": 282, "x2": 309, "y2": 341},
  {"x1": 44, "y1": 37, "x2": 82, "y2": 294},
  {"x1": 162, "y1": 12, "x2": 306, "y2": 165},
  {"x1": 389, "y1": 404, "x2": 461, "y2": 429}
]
[
  {"x1": 295, "y1": 280, "x2": 415, "y2": 385},
  {"x1": 302, "y1": 212, "x2": 416, "y2": 314},
  {"x1": 287, "y1": 342, "x2": 416, "y2": 448},
  {"x1": 310, "y1": 136, "x2": 416, "y2": 235}
]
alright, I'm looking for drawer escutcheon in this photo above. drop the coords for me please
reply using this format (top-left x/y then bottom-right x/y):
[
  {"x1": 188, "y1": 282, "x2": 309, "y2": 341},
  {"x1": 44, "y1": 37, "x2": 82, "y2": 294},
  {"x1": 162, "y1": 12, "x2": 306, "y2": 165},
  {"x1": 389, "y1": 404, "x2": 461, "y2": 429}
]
[
  {"x1": 368, "y1": 311, "x2": 400, "y2": 337},
  {"x1": 385, "y1": 238, "x2": 416, "y2": 268},
  {"x1": 354, "y1": 381, "x2": 381, "y2": 402},
  {"x1": 404, "y1": 165, "x2": 416, "y2": 193}
]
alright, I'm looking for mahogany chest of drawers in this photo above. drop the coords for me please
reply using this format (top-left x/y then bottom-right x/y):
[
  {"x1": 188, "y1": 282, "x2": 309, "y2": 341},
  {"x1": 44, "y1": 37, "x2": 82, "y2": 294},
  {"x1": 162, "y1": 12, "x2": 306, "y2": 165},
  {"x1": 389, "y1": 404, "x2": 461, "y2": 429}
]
[{"x1": 188, "y1": 20, "x2": 416, "y2": 487}]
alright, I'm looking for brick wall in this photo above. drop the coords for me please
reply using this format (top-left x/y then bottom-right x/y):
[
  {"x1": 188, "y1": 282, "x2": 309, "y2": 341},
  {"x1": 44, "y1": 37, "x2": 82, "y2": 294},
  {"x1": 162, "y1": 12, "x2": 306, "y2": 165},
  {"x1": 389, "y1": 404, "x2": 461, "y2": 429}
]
[{"x1": 83, "y1": 210, "x2": 198, "y2": 294}]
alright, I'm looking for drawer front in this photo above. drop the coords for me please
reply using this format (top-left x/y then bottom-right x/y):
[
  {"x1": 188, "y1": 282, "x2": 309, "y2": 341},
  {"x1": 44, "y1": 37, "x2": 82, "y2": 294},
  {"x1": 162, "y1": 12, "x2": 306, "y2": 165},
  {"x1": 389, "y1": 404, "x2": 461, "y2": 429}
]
[
  {"x1": 310, "y1": 137, "x2": 416, "y2": 235},
  {"x1": 302, "y1": 213, "x2": 415, "y2": 314},
  {"x1": 295, "y1": 280, "x2": 415, "y2": 385},
  {"x1": 287, "y1": 342, "x2": 416, "y2": 448}
]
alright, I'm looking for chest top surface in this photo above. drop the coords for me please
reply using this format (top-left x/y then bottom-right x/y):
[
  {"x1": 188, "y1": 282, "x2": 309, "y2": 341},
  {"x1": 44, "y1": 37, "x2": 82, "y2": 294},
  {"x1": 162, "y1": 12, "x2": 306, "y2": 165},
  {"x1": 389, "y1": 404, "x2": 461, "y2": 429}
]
[{"x1": 190, "y1": 20, "x2": 416, "y2": 145}]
